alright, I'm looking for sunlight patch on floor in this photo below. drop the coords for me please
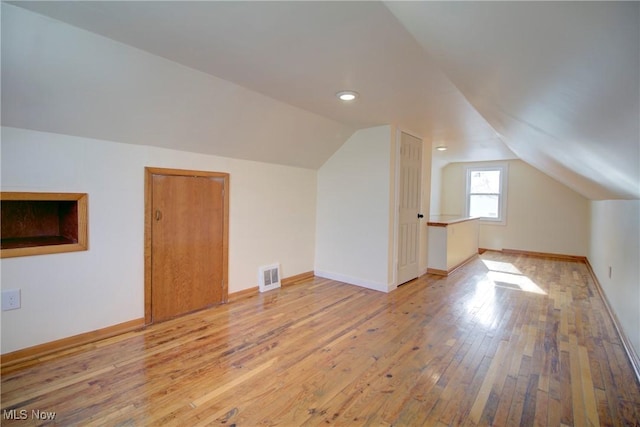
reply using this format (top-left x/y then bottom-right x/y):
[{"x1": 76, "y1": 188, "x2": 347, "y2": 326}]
[
  {"x1": 481, "y1": 259, "x2": 523, "y2": 275},
  {"x1": 481, "y1": 259, "x2": 547, "y2": 295},
  {"x1": 487, "y1": 271, "x2": 547, "y2": 295}
]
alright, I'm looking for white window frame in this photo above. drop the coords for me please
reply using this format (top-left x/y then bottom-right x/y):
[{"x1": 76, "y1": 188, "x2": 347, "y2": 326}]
[{"x1": 464, "y1": 163, "x2": 508, "y2": 225}]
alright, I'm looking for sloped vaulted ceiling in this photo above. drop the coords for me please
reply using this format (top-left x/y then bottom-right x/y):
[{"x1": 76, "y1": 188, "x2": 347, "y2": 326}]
[
  {"x1": 2, "y1": 1, "x2": 639, "y2": 199},
  {"x1": 0, "y1": 1, "x2": 515, "y2": 170},
  {"x1": 0, "y1": 3, "x2": 356, "y2": 170},
  {"x1": 386, "y1": 1, "x2": 640, "y2": 200}
]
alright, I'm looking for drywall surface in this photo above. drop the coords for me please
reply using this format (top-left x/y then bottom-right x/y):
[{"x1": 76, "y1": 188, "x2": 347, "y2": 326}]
[
  {"x1": 1, "y1": 3, "x2": 353, "y2": 170},
  {"x1": 441, "y1": 160, "x2": 589, "y2": 256},
  {"x1": 426, "y1": 226, "x2": 448, "y2": 271},
  {"x1": 1, "y1": 127, "x2": 317, "y2": 353},
  {"x1": 418, "y1": 135, "x2": 433, "y2": 277},
  {"x1": 427, "y1": 220, "x2": 478, "y2": 272},
  {"x1": 315, "y1": 126, "x2": 392, "y2": 292},
  {"x1": 589, "y1": 199, "x2": 640, "y2": 359},
  {"x1": 429, "y1": 158, "x2": 446, "y2": 216},
  {"x1": 446, "y1": 219, "x2": 479, "y2": 270}
]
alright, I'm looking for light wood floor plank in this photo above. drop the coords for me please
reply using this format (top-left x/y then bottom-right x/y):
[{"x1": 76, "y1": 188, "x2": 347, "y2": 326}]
[
  {"x1": 2, "y1": 252, "x2": 639, "y2": 426},
  {"x1": 469, "y1": 340, "x2": 510, "y2": 423}
]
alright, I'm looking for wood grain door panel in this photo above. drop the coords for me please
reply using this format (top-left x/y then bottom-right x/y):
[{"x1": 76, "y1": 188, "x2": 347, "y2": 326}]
[{"x1": 145, "y1": 168, "x2": 228, "y2": 323}]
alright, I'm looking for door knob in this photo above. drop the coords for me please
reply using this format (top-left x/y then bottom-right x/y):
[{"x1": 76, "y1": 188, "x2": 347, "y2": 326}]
[{"x1": 417, "y1": 213, "x2": 424, "y2": 219}]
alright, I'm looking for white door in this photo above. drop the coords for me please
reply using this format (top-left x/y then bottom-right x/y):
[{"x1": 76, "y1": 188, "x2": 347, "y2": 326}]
[{"x1": 397, "y1": 132, "x2": 423, "y2": 285}]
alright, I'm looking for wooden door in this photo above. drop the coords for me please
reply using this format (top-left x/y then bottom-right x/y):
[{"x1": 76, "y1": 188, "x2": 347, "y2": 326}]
[
  {"x1": 145, "y1": 168, "x2": 229, "y2": 323},
  {"x1": 397, "y1": 132, "x2": 423, "y2": 285}
]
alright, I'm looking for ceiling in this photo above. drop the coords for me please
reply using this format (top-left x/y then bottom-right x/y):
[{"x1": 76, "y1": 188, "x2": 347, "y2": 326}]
[{"x1": 3, "y1": 1, "x2": 638, "y2": 199}]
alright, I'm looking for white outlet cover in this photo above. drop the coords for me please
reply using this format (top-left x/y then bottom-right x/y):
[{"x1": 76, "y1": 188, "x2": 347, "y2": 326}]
[{"x1": 2, "y1": 289, "x2": 21, "y2": 310}]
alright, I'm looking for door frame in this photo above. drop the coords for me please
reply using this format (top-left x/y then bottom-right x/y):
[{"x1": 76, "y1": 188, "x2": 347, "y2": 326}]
[{"x1": 144, "y1": 167, "x2": 229, "y2": 325}]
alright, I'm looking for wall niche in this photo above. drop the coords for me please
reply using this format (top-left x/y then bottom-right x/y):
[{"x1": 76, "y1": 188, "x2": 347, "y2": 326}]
[{"x1": 1, "y1": 192, "x2": 88, "y2": 258}]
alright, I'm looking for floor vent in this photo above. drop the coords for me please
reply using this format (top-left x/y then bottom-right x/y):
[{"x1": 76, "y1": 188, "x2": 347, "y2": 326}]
[{"x1": 259, "y1": 264, "x2": 281, "y2": 292}]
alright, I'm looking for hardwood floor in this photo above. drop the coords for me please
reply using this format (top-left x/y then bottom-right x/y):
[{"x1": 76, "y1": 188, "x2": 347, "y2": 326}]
[{"x1": 2, "y1": 252, "x2": 639, "y2": 426}]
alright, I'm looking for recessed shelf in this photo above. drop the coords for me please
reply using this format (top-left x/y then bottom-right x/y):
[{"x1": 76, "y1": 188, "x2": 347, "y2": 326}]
[{"x1": 1, "y1": 192, "x2": 88, "y2": 258}]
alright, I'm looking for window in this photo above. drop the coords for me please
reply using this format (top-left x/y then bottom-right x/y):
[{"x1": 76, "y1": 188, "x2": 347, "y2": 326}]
[{"x1": 465, "y1": 164, "x2": 507, "y2": 224}]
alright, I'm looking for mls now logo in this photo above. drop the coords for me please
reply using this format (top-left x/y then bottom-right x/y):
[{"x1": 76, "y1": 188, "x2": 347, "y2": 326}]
[
  {"x1": 3, "y1": 409, "x2": 56, "y2": 421},
  {"x1": 3, "y1": 409, "x2": 28, "y2": 420}
]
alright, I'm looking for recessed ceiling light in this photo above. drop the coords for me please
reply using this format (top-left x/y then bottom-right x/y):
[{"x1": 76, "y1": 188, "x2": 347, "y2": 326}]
[
  {"x1": 436, "y1": 146, "x2": 447, "y2": 151},
  {"x1": 336, "y1": 90, "x2": 359, "y2": 101}
]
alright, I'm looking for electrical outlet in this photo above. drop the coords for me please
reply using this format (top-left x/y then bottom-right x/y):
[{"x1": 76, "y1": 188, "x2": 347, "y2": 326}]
[{"x1": 2, "y1": 289, "x2": 21, "y2": 311}]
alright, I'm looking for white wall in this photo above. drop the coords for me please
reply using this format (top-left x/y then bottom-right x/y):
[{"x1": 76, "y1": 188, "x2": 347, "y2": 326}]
[
  {"x1": 441, "y1": 160, "x2": 589, "y2": 256},
  {"x1": 315, "y1": 126, "x2": 393, "y2": 292},
  {"x1": 427, "y1": 227, "x2": 447, "y2": 271},
  {"x1": 418, "y1": 135, "x2": 433, "y2": 276},
  {"x1": 1, "y1": 127, "x2": 317, "y2": 353},
  {"x1": 429, "y1": 158, "x2": 447, "y2": 216},
  {"x1": 446, "y1": 220, "x2": 479, "y2": 270},
  {"x1": 589, "y1": 200, "x2": 640, "y2": 359}
]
